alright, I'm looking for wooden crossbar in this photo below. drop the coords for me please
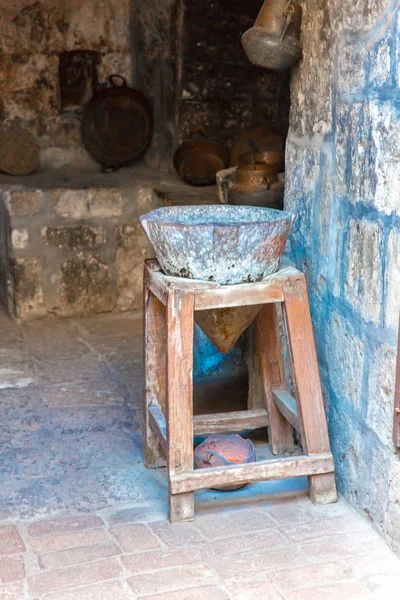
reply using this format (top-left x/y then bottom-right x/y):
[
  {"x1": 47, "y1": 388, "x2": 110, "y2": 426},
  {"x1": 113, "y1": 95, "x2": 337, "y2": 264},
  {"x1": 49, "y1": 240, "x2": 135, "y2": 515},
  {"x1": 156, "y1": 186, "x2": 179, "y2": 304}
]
[
  {"x1": 170, "y1": 453, "x2": 335, "y2": 494},
  {"x1": 273, "y1": 389, "x2": 300, "y2": 432},
  {"x1": 193, "y1": 409, "x2": 268, "y2": 435}
]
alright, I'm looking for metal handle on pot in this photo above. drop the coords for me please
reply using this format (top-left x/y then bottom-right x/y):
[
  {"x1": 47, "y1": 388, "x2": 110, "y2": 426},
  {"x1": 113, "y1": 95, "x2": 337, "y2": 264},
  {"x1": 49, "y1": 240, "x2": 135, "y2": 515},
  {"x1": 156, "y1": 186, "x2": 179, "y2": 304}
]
[
  {"x1": 108, "y1": 74, "x2": 128, "y2": 88},
  {"x1": 280, "y1": 0, "x2": 295, "y2": 41}
]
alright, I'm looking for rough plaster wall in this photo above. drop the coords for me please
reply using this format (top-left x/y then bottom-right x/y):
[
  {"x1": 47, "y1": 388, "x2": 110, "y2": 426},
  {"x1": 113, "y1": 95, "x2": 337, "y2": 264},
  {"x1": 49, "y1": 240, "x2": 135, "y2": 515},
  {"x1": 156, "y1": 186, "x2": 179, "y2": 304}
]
[
  {"x1": 285, "y1": 0, "x2": 400, "y2": 550},
  {"x1": 0, "y1": 0, "x2": 133, "y2": 166}
]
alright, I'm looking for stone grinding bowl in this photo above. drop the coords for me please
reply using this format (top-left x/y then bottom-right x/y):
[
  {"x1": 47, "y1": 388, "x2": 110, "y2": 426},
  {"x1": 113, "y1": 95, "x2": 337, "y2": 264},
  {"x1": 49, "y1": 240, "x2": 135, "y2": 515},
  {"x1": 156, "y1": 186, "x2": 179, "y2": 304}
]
[
  {"x1": 195, "y1": 434, "x2": 256, "y2": 491},
  {"x1": 139, "y1": 205, "x2": 295, "y2": 285}
]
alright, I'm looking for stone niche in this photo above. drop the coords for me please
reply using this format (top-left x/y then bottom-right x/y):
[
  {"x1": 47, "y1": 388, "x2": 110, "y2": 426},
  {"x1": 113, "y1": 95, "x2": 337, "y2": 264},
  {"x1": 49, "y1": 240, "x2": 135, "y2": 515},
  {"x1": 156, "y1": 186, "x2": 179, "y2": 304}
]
[{"x1": 134, "y1": 0, "x2": 291, "y2": 171}]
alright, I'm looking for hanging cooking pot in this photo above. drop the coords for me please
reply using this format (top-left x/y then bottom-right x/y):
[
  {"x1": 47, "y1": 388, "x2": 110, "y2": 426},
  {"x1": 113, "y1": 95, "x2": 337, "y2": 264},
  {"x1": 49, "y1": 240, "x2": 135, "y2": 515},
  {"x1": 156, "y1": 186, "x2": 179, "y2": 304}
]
[
  {"x1": 173, "y1": 139, "x2": 228, "y2": 186},
  {"x1": 242, "y1": 0, "x2": 302, "y2": 71},
  {"x1": 81, "y1": 75, "x2": 153, "y2": 171}
]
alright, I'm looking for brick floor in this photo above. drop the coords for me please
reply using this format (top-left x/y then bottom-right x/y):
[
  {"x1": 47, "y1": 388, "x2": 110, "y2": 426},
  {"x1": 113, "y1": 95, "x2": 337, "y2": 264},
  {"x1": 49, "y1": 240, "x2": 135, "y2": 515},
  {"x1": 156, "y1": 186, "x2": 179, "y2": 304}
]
[{"x1": 0, "y1": 310, "x2": 399, "y2": 599}]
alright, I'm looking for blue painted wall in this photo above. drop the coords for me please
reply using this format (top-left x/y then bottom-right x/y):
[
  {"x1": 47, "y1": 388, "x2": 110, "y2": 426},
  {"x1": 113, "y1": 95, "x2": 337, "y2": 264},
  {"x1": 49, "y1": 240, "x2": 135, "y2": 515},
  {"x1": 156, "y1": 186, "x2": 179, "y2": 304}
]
[{"x1": 286, "y1": 0, "x2": 400, "y2": 549}]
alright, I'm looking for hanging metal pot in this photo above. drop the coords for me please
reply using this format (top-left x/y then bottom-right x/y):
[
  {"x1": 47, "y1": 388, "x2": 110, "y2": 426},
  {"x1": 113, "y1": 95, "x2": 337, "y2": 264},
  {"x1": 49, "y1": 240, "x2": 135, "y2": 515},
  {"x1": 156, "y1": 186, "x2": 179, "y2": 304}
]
[{"x1": 242, "y1": 0, "x2": 302, "y2": 71}]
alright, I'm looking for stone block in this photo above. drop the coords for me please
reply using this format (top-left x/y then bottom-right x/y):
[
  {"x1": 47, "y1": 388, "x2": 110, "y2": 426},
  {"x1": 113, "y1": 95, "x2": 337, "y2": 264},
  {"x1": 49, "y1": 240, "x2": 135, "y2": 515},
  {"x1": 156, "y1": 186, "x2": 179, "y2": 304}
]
[
  {"x1": 325, "y1": 310, "x2": 365, "y2": 409},
  {"x1": 59, "y1": 253, "x2": 116, "y2": 316},
  {"x1": 148, "y1": 521, "x2": 203, "y2": 548},
  {"x1": 54, "y1": 189, "x2": 124, "y2": 219},
  {"x1": 42, "y1": 226, "x2": 105, "y2": 250},
  {"x1": 11, "y1": 229, "x2": 28, "y2": 250},
  {"x1": 0, "y1": 582, "x2": 25, "y2": 600},
  {"x1": 12, "y1": 257, "x2": 46, "y2": 321},
  {"x1": 385, "y1": 229, "x2": 400, "y2": 329},
  {"x1": 115, "y1": 223, "x2": 154, "y2": 311},
  {"x1": 122, "y1": 547, "x2": 207, "y2": 575},
  {"x1": 369, "y1": 35, "x2": 392, "y2": 89},
  {"x1": 344, "y1": 219, "x2": 383, "y2": 323},
  {"x1": 0, "y1": 556, "x2": 25, "y2": 584},
  {"x1": 39, "y1": 542, "x2": 120, "y2": 571},
  {"x1": 387, "y1": 456, "x2": 400, "y2": 548},
  {"x1": 127, "y1": 564, "x2": 216, "y2": 597},
  {"x1": 5, "y1": 190, "x2": 42, "y2": 216},
  {"x1": 28, "y1": 557, "x2": 122, "y2": 597},
  {"x1": 28, "y1": 515, "x2": 104, "y2": 538},
  {"x1": 0, "y1": 525, "x2": 25, "y2": 555},
  {"x1": 30, "y1": 528, "x2": 110, "y2": 554},
  {"x1": 145, "y1": 587, "x2": 228, "y2": 600},
  {"x1": 367, "y1": 344, "x2": 397, "y2": 447},
  {"x1": 110, "y1": 523, "x2": 161, "y2": 553},
  {"x1": 42, "y1": 581, "x2": 132, "y2": 600}
]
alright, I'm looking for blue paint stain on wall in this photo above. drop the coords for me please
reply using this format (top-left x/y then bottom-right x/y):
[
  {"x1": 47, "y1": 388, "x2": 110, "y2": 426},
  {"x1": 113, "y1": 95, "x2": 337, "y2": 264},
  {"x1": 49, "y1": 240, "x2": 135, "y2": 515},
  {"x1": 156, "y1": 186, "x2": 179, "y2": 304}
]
[{"x1": 285, "y1": 0, "x2": 400, "y2": 529}]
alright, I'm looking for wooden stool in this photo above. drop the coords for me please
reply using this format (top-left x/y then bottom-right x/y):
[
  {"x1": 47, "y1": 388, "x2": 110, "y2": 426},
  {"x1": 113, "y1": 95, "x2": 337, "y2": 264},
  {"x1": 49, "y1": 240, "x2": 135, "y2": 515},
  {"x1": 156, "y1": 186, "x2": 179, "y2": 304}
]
[{"x1": 143, "y1": 259, "x2": 337, "y2": 523}]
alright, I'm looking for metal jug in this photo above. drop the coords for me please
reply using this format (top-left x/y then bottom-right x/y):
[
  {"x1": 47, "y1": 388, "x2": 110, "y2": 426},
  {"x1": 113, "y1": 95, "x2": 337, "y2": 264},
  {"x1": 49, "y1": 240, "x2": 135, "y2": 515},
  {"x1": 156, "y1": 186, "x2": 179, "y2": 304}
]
[{"x1": 242, "y1": 0, "x2": 302, "y2": 71}]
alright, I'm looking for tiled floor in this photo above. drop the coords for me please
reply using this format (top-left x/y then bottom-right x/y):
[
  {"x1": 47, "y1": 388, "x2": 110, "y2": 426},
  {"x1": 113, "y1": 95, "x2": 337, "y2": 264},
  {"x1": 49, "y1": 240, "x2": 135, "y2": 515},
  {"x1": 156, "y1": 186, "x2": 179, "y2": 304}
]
[{"x1": 0, "y1": 310, "x2": 399, "y2": 599}]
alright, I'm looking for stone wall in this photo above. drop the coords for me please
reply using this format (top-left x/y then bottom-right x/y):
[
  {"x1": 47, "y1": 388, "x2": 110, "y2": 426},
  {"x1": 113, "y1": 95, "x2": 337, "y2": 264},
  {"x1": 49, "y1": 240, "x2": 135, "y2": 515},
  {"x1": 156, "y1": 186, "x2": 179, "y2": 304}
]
[
  {"x1": 285, "y1": 0, "x2": 400, "y2": 550},
  {"x1": 135, "y1": 0, "x2": 290, "y2": 171},
  {"x1": 1, "y1": 182, "x2": 159, "y2": 320},
  {"x1": 0, "y1": 0, "x2": 133, "y2": 168}
]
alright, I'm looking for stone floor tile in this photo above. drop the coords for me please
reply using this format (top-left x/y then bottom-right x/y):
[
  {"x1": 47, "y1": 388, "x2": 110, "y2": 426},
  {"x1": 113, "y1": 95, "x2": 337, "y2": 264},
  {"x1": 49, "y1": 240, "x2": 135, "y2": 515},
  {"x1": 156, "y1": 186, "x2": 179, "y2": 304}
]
[
  {"x1": 42, "y1": 580, "x2": 134, "y2": 600},
  {"x1": 0, "y1": 525, "x2": 26, "y2": 555},
  {"x1": 192, "y1": 514, "x2": 239, "y2": 541},
  {"x1": 0, "y1": 363, "x2": 36, "y2": 389},
  {"x1": 38, "y1": 541, "x2": 121, "y2": 570},
  {"x1": 27, "y1": 557, "x2": 122, "y2": 596},
  {"x1": 30, "y1": 528, "x2": 111, "y2": 554},
  {"x1": 127, "y1": 564, "x2": 217, "y2": 596},
  {"x1": 0, "y1": 344, "x2": 30, "y2": 364},
  {"x1": 36, "y1": 356, "x2": 108, "y2": 386},
  {"x1": 110, "y1": 524, "x2": 161, "y2": 553},
  {"x1": 122, "y1": 547, "x2": 207, "y2": 574},
  {"x1": 0, "y1": 581, "x2": 25, "y2": 600},
  {"x1": 0, "y1": 555, "x2": 25, "y2": 583},
  {"x1": 225, "y1": 578, "x2": 285, "y2": 600},
  {"x1": 282, "y1": 515, "x2": 370, "y2": 543},
  {"x1": 39, "y1": 382, "x2": 126, "y2": 408},
  {"x1": 228, "y1": 509, "x2": 277, "y2": 532},
  {"x1": 283, "y1": 580, "x2": 373, "y2": 599},
  {"x1": 299, "y1": 531, "x2": 384, "y2": 563},
  {"x1": 148, "y1": 521, "x2": 204, "y2": 547},
  {"x1": 28, "y1": 515, "x2": 104, "y2": 538},
  {"x1": 206, "y1": 530, "x2": 285, "y2": 558},
  {"x1": 73, "y1": 312, "x2": 142, "y2": 339},
  {"x1": 144, "y1": 585, "x2": 229, "y2": 600},
  {"x1": 268, "y1": 561, "x2": 352, "y2": 592},
  {"x1": 30, "y1": 338, "x2": 91, "y2": 362},
  {"x1": 211, "y1": 546, "x2": 306, "y2": 579},
  {"x1": 365, "y1": 573, "x2": 400, "y2": 599},
  {"x1": 346, "y1": 550, "x2": 400, "y2": 578},
  {"x1": 106, "y1": 504, "x2": 166, "y2": 526},
  {"x1": 263, "y1": 504, "x2": 315, "y2": 526}
]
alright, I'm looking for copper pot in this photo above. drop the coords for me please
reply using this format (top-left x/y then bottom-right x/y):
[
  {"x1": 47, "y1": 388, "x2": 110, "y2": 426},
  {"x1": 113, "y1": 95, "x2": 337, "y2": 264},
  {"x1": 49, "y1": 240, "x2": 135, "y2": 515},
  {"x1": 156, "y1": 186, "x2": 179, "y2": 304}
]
[
  {"x1": 242, "y1": 0, "x2": 302, "y2": 71},
  {"x1": 173, "y1": 140, "x2": 228, "y2": 187},
  {"x1": 228, "y1": 163, "x2": 283, "y2": 209}
]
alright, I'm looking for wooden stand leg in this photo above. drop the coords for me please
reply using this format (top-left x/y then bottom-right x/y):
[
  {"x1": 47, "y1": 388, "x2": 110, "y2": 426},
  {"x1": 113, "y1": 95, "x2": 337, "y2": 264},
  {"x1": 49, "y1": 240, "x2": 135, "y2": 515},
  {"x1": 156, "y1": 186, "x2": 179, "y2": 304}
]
[
  {"x1": 255, "y1": 304, "x2": 294, "y2": 455},
  {"x1": 143, "y1": 277, "x2": 167, "y2": 469},
  {"x1": 166, "y1": 288, "x2": 195, "y2": 523},
  {"x1": 282, "y1": 275, "x2": 337, "y2": 504}
]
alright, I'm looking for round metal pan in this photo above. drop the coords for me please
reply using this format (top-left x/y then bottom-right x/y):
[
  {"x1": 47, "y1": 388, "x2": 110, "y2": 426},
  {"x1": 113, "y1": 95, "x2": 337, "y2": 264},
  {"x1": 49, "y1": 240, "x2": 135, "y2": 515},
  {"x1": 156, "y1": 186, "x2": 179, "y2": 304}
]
[{"x1": 81, "y1": 75, "x2": 153, "y2": 170}]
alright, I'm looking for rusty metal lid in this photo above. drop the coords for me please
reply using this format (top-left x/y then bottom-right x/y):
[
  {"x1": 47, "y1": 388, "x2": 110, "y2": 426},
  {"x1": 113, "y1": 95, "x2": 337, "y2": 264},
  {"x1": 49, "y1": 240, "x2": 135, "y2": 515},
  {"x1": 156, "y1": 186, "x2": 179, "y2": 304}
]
[{"x1": 81, "y1": 75, "x2": 153, "y2": 169}]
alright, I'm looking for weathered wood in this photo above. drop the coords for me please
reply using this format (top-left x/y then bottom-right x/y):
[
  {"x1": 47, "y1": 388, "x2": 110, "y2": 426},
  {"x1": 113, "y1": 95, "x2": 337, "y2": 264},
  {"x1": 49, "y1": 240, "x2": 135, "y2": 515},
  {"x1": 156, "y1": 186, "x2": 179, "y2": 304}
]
[
  {"x1": 149, "y1": 404, "x2": 167, "y2": 455},
  {"x1": 143, "y1": 277, "x2": 167, "y2": 468},
  {"x1": 193, "y1": 409, "x2": 269, "y2": 435},
  {"x1": 255, "y1": 304, "x2": 294, "y2": 455},
  {"x1": 170, "y1": 453, "x2": 335, "y2": 494},
  {"x1": 393, "y1": 316, "x2": 400, "y2": 448},
  {"x1": 166, "y1": 288, "x2": 195, "y2": 523},
  {"x1": 282, "y1": 274, "x2": 337, "y2": 504},
  {"x1": 194, "y1": 281, "x2": 284, "y2": 310},
  {"x1": 273, "y1": 388, "x2": 300, "y2": 432},
  {"x1": 145, "y1": 266, "x2": 169, "y2": 306}
]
